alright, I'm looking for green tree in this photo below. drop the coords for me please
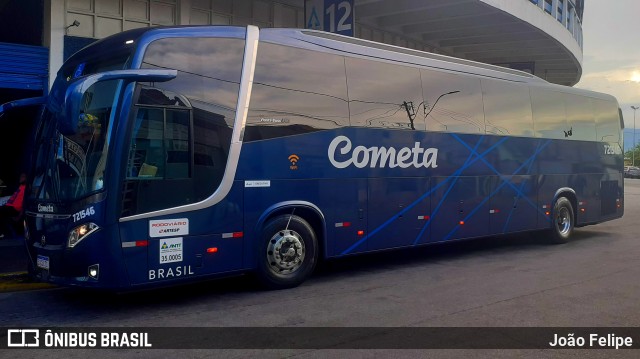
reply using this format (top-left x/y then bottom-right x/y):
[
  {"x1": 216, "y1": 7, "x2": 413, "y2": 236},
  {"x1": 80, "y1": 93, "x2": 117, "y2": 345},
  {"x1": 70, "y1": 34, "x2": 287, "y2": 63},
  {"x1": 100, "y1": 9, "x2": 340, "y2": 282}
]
[{"x1": 625, "y1": 143, "x2": 640, "y2": 166}]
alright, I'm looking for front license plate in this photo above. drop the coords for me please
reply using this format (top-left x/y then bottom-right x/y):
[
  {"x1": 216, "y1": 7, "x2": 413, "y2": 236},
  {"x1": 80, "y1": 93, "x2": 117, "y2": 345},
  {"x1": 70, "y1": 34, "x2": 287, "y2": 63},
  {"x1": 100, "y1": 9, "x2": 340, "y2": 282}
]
[{"x1": 37, "y1": 255, "x2": 49, "y2": 270}]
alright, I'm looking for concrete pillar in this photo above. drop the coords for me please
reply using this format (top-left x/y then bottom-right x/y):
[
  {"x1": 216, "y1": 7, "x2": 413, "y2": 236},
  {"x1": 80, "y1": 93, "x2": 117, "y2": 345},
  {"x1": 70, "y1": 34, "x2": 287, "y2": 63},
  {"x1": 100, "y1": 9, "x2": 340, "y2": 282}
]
[
  {"x1": 44, "y1": 0, "x2": 65, "y2": 90},
  {"x1": 179, "y1": 0, "x2": 191, "y2": 25},
  {"x1": 273, "y1": 2, "x2": 284, "y2": 27}
]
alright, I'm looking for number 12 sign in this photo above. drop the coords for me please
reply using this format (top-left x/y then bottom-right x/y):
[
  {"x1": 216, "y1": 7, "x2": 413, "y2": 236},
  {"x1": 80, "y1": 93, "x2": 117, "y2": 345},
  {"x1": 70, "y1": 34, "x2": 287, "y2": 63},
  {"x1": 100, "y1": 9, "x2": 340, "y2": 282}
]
[{"x1": 305, "y1": 0, "x2": 354, "y2": 37}]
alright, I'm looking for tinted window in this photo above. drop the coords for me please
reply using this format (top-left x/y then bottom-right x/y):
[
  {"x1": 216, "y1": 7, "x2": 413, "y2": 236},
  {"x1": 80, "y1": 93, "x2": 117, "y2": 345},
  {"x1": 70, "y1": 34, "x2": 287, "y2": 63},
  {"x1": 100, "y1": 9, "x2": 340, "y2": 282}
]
[
  {"x1": 531, "y1": 87, "x2": 568, "y2": 139},
  {"x1": 121, "y1": 37, "x2": 243, "y2": 217},
  {"x1": 420, "y1": 69, "x2": 485, "y2": 134},
  {"x1": 127, "y1": 106, "x2": 191, "y2": 180},
  {"x1": 565, "y1": 94, "x2": 596, "y2": 141},
  {"x1": 482, "y1": 79, "x2": 534, "y2": 137},
  {"x1": 141, "y1": 37, "x2": 243, "y2": 128},
  {"x1": 594, "y1": 98, "x2": 621, "y2": 143},
  {"x1": 192, "y1": 107, "x2": 231, "y2": 200},
  {"x1": 46, "y1": 81, "x2": 116, "y2": 201},
  {"x1": 346, "y1": 57, "x2": 424, "y2": 130},
  {"x1": 245, "y1": 43, "x2": 349, "y2": 142}
]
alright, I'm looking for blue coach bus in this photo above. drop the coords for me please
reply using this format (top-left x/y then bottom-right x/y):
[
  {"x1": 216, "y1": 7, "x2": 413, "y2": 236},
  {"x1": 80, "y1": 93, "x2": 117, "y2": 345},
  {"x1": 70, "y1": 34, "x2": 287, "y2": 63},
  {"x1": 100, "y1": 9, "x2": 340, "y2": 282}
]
[{"x1": 5, "y1": 25, "x2": 624, "y2": 290}]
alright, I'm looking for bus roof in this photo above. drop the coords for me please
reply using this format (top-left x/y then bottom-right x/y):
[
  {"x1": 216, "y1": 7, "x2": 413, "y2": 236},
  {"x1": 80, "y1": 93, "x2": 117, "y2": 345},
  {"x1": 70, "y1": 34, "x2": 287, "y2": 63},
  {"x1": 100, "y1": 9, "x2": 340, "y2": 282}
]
[
  {"x1": 260, "y1": 28, "x2": 545, "y2": 84},
  {"x1": 68, "y1": 25, "x2": 618, "y2": 105},
  {"x1": 259, "y1": 27, "x2": 618, "y2": 104}
]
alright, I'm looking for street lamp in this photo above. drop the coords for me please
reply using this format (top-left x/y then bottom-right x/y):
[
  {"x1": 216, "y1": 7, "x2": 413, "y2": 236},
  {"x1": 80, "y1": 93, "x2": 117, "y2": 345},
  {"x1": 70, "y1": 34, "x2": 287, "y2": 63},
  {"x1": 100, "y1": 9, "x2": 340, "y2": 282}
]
[
  {"x1": 424, "y1": 91, "x2": 461, "y2": 131},
  {"x1": 633, "y1": 106, "x2": 639, "y2": 166}
]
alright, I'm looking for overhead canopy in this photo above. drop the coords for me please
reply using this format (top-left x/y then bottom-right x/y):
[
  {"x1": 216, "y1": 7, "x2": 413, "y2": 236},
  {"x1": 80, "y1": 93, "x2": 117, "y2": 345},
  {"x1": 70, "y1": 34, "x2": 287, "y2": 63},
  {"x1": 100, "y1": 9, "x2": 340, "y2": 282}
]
[{"x1": 356, "y1": 0, "x2": 582, "y2": 86}]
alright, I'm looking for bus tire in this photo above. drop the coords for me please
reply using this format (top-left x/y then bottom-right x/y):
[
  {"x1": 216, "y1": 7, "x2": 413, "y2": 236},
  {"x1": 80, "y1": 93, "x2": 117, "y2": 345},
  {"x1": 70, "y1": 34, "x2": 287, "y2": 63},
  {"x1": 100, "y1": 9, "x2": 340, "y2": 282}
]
[
  {"x1": 256, "y1": 214, "x2": 318, "y2": 289},
  {"x1": 548, "y1": 197, "x2": 574, "y2": 244}
]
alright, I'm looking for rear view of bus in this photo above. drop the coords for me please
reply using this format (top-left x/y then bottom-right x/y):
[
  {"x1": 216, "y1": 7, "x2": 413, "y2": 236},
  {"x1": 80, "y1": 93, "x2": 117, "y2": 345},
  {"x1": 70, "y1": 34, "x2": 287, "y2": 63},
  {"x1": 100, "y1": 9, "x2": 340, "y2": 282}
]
[{"x1": 26, "y1": 26, "x2": 256, "y2": 288}]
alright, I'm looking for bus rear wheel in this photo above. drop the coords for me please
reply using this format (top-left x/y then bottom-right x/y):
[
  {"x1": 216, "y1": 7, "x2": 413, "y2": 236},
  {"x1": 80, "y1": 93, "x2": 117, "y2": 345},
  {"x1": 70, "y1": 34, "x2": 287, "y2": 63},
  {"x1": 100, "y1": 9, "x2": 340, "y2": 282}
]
[
  {"x1": 548, "y1": 197, "x2": 574, "y2": 244},
  {"x1": 256, "y1": 214, "x2": 318, "y2": 289}
]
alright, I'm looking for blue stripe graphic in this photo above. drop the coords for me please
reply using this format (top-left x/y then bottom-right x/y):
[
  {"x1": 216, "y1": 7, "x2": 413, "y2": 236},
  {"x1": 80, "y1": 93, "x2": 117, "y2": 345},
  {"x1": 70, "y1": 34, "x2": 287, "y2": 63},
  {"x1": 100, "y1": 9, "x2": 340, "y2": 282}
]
[
  {"x1": 341, "y1": 135, "x2": 507, "y2": 255},
  {"x1": 340, "y1": 134, "x2": 554, "y2": 256}
]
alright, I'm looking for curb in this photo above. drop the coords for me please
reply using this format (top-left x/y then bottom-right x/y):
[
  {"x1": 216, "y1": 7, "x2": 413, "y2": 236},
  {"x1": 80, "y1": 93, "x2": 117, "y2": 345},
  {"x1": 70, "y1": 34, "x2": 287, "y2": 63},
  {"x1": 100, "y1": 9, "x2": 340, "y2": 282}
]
[{"x1": 0, "y1": 272, "x2": 57, "y2": 293}]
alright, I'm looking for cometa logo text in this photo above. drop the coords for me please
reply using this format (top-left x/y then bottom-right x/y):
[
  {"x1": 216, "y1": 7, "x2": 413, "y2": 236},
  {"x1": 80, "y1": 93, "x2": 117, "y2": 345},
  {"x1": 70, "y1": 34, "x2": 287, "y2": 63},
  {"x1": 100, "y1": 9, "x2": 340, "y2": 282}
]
[
  {"x1": 37, "y1": 204, "x2": 55, "y2": 213},
  {"x1": 328, "y1": 136, "x2": 438, "y2": 169}
]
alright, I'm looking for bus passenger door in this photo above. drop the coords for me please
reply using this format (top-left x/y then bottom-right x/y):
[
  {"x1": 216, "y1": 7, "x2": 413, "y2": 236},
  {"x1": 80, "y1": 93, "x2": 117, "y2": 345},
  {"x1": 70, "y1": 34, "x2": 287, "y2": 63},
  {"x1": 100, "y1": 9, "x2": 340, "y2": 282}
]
[{"x1": 367, "y1": 178, "x2": 431, "y2": 251}]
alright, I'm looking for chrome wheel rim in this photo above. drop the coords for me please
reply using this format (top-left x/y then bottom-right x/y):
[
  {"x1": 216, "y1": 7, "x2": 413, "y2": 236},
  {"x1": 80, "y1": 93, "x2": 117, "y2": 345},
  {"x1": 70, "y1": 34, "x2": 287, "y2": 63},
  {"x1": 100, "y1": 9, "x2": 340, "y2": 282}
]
[
  {"x1": 556, "y1": 207, "x2": 571, "y2": 236},
  {"x1": 266, "y1": 230, "x2": 305, "y2": 275}
]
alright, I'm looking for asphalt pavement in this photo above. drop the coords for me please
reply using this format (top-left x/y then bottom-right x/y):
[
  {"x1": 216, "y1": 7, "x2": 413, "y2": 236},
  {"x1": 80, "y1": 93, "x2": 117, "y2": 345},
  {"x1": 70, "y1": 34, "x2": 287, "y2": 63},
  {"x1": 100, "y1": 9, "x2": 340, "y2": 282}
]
[
  {"x1": 0, "y1": 236, "x2": 51, "y2": 292},
  {"x1": 0, "y1": 236, "x2": 29, "y2": 274}
]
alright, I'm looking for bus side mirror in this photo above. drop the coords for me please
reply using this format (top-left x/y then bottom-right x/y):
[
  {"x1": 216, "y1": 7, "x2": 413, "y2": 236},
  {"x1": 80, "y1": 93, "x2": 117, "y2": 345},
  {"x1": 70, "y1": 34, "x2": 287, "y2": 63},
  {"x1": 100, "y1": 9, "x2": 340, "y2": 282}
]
[
  {"x1": 0, "y1": 97, "x2": 47, "y2": 118},
  {"x1": 59, "y1": 69, "x2": 177, "y2": 134}
]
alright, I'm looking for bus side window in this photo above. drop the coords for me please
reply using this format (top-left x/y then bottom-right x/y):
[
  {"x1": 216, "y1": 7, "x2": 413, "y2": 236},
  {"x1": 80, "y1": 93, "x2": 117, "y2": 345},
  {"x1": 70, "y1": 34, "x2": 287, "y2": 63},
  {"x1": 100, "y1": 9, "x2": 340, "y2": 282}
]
[
  {"x1": 531, "y1": 87, "x2": 568, "y2": 139},
  {"x1": 244, "y1": 42, "x2": 349, "y2": 142},
  {"x1": 345, "y1": 57, "x2": 424, "y2": 130},
  {"x1": 564, "y1": 94, "x2": 596, "y2": 141},
  {"x1": 482, "y1": 79, "x2": 533, "y2": 137},
  {"x1": 420, "y1": 69, "x2": 485, "y2": 134},
  {"x1": 122, "y1": 36, "x2": 243, "y2": 217},
  {"x1": 164, "y1": 109, "x2": 190, "y2": 179},
  {"x1": 130, "y1": 107, "x2": 164, "y2": 178},
  {"x1": 594, "y1": 99, "x2": 620, "y2": 143}
]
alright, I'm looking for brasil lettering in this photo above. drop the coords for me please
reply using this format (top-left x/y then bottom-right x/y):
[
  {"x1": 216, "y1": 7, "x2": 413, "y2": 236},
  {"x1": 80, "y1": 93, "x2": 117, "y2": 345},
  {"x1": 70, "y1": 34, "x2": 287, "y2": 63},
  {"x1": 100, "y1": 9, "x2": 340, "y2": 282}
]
[
  {"x1": 149, "y1": 265, "x2": 193, "y2": 280},
  {"x1": 328, "y1": 136, "x2": 438, "y2": 169}
]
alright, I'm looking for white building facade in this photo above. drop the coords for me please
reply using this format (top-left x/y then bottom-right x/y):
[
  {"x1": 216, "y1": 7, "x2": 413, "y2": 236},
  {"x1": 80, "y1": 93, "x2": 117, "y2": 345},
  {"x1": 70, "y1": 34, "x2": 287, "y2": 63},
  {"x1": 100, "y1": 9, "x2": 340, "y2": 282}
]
[{"x1": 46, "y1": 0, "x2": 584, "y2": 88}]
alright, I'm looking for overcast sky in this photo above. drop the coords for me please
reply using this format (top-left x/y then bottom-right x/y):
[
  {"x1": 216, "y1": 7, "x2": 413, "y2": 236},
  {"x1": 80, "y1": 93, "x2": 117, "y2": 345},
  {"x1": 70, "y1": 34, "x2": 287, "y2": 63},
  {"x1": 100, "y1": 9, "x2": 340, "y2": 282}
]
[{"x1": 575, "y1": 0, "x2": 640, "y2": 148}]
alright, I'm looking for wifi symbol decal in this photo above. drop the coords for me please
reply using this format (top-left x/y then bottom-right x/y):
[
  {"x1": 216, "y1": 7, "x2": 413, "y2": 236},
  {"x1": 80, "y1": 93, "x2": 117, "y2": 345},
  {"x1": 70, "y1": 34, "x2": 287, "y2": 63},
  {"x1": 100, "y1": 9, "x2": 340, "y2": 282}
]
[{"x1": 288, "y1": 154, "x2": 300, "y2": 170}]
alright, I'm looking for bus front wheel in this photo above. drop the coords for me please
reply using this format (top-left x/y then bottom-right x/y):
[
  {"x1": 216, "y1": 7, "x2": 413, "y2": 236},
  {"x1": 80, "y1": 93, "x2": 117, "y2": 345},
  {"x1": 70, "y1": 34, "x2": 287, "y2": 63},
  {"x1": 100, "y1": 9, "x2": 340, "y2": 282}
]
[
  {"x1": 549, "y1": 197, "x2": 574, "y2": 244},
  {"x1": 256, "y1": 214, "x2": 318, "y2": 289}
]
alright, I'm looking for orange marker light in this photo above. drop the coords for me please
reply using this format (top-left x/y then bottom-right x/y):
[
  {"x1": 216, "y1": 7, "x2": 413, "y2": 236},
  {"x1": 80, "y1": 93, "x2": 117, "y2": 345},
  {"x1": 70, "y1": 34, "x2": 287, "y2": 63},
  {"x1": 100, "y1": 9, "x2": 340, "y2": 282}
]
[
  {"x1": 357, "y1": 230, "x2": 364, "y2": 236},
  {"x1": 207, "y1": 247, "x2": 218, "y2": 253},
  {"x1": 459, "y1": 221, "x2": 465, "y2": 225}
]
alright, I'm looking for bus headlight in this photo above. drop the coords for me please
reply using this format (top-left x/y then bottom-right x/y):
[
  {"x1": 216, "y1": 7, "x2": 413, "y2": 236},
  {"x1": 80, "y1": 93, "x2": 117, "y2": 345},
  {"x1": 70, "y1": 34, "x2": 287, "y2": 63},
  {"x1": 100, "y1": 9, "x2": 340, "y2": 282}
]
[
  {"x1": 68, "y1": 223, "x2": 99, "y2": 248},
  {"x1": 88, "y1": 264, "x2": 99, "y2": 280}
]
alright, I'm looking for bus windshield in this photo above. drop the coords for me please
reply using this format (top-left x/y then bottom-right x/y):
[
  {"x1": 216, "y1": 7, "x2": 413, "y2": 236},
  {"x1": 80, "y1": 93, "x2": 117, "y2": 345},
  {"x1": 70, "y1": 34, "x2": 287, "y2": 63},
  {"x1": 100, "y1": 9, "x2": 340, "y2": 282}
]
[{"x1": 30, "y1": 53, "x2": 131, "y2": 202}]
